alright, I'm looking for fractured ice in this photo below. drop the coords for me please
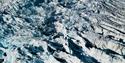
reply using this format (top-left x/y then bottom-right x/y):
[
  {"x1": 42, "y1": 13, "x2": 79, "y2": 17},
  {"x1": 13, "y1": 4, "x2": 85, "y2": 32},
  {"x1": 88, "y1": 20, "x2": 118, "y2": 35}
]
[{"x1": 0, "y1": 0, "x2": 125, "y2": 63}]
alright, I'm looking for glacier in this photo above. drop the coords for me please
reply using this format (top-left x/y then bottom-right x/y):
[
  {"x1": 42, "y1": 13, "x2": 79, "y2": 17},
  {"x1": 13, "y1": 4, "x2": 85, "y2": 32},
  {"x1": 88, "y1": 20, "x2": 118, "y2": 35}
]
[{"x1": 0, "y1": 0, "x2": 125, "y2": 63}]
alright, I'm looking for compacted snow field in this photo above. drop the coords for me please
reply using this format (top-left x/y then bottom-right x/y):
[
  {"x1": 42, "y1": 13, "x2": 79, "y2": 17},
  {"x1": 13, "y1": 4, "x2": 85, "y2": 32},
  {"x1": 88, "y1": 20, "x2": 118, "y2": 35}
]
[{"x1": 0, "y1": 0, "x2": 125, "y2": 63}]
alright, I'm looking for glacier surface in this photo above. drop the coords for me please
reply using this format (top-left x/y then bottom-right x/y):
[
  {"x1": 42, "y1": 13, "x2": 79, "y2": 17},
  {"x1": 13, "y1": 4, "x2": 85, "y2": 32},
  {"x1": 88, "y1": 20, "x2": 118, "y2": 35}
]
[{"x1": 0, "y1": 0, "x2": 125, "y2": 63}]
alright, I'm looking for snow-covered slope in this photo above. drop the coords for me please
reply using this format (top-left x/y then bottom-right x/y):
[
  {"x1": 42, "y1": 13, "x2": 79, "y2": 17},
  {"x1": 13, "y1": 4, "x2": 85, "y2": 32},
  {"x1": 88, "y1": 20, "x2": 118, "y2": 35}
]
[{"x1": 0, "y1": 0, "x2": 125, "y2": 63}]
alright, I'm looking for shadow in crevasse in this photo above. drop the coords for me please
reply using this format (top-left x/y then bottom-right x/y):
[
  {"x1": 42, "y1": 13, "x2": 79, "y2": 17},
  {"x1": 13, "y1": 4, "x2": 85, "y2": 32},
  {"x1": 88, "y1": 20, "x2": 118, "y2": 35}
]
[{"x1": 67, "y1": 38, "x2": 100, "y2": 63}]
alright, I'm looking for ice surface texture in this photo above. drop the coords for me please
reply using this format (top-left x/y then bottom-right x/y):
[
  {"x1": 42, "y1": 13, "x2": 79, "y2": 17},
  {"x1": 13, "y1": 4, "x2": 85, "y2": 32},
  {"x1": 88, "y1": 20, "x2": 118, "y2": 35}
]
[{"x1": 0, "y1": 0, "x2": 125, "y2": 63}]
